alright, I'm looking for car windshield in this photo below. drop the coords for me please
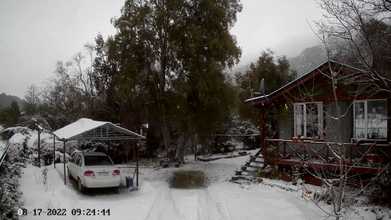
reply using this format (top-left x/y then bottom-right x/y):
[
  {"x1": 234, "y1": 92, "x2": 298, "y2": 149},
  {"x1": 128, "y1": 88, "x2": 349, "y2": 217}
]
[{"x1": 84, "y1": 155, "x2": 113, "y2": 166}]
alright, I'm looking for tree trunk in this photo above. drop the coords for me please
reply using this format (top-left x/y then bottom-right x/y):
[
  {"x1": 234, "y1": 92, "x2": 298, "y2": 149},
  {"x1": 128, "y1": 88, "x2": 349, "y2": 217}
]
[{"x1": 175, "y1": 134, "x2": 185, "y2": 164}]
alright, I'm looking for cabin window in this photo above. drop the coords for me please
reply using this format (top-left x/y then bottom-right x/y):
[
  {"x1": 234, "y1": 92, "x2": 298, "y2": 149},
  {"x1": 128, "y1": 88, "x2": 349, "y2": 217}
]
[
  {"x1": 354, "y1": 100, "x2": 387, "y2": 139},
  {"x1": 294, "y1": 102, "x2": 323, "y2": 138}
]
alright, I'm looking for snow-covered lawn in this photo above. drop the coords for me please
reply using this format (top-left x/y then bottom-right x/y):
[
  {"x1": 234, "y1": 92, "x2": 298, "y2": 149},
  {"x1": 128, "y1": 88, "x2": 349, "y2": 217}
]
[{"x1": 19, "y1": 154, "x2": 327, "y2": 220}]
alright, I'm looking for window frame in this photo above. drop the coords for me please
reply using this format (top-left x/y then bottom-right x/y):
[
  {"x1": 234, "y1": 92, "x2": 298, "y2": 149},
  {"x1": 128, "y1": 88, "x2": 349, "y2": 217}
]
[
  {"x1": 353, "y1": 99, "x2": 387, "y2": 140},
  {"x1": 293, "y1": 102, "x2": 324, "y2": 139}
]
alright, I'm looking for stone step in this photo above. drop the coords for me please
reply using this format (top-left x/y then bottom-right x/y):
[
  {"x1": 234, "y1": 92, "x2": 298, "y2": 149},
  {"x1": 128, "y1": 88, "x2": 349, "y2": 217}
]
[
  {"x1": 231, "y1": 149, "x2": 264, "y2": 184},
  {"x1": 247, "y1": 157, "x2": 263, "y2": 163},
  {"x1": 241, "y1": 170, "x2": 259, "y2": 176},
  {"x1": 249, "y1": 158, "x2": 263, "y2": 163},
  {"x1": 236, "y1": 166, "x2": 259, "y2": 175},
  {"x1": 251, "y1": 152, "x2": 263, "y2": 158},
  {"x1": 235, "y1": 170, "x2": 243, "y2": 175},
  {"x1": 249, "y1": 155, "x2": 259, "y2": 160},
  {"x1": 247, "y1": 163, "x2": 263, "y2": 169},
  {"x1": 231, "y1": 175, "x2": 254, "y2": 182},
  {"x1": 250, "y1": 159, "x2": 264, "y2": 164},
  {"x1": 245, "y1": 165, "x2": 259, "y2": 171},
  {"x1": 250, "y1": 157, "x2": 263, "y2": 162}
]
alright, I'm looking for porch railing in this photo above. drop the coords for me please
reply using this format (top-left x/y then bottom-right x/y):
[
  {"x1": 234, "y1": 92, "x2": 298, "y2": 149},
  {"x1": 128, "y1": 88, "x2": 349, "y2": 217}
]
[{"x1": 264, "y1": 138, "x2": 391, "y2": 174}]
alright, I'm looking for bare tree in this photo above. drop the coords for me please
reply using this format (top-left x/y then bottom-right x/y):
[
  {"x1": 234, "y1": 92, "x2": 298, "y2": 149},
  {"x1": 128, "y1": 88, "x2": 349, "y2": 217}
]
[
  {"x1": 284, "y1": 2, "x2": 391, "y2": 217},
  {"x1": 316, "y1": 0, "x2": 391, "y2": 94},
  {"x1": 24, "y1": 85, "x2": 41, "y2": 115}
]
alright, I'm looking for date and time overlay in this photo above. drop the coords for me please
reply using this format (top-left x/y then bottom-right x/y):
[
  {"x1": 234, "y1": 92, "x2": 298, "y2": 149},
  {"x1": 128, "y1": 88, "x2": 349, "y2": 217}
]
[{"x1": 17, "y1": 208, "x2": 111, "y2": 217}]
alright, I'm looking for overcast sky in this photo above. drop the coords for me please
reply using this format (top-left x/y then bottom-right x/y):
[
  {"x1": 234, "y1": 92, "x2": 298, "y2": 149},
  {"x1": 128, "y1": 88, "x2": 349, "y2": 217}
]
[{"x1": 0, "y1": 0, "x2": 323, "y2": 97}]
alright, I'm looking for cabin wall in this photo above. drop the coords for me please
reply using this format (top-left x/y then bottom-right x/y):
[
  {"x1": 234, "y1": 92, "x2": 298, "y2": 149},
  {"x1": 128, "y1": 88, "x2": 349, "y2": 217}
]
[
  {"x1": 324, "y1": 101, "x2": 353, "y2": 142},
  {"x1": 276, "y1": 101, "x2": 353, "y2": 142},
  {"x1": 276, "y1": 106, "x2": 293, "y2": 140},
  {"x1": 274, "y1": 101, "x2": 353, "y2": 158}
]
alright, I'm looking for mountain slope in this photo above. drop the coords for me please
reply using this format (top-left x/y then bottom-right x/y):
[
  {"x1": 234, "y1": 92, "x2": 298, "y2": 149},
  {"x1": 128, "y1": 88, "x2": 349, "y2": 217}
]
[
  {"x1": 0, "y1": 93, "x2": 24, "y2": 109},
  {"x1": 288, "y1": 45, "x2": 327, "y2": 77}
]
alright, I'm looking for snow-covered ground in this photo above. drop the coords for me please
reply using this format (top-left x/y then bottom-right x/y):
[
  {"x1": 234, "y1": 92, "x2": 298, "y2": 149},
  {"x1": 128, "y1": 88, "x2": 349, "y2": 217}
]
[
  {"x1": 18, "y1": 155, "x2": 391, "y2": 220},
  {"x1": 19, "y1": 152, "x2": 328, "y2": 220},
  {"x1": 0, "y1": 124, "x2": 382, "y2": 220}
]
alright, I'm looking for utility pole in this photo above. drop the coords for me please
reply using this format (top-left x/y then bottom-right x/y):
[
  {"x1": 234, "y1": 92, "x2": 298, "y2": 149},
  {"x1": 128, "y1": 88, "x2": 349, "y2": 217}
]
[
  {"x1": 63, "y1": 141, "x2": 66, "y2": 185},
  {"x1": 53, "y1": 134, "x2": 56, "y2": 168}
]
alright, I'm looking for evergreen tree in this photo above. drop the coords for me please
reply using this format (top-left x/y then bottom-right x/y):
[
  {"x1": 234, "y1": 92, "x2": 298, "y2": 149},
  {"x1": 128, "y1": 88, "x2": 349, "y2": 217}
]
[
  {"x1": 9, "y1": 101, "x2": 20, "y2": 122},
  {"x1": 171, "y1": 0, "x2": 241, "y2": 149},
  {"x1": 236, "y1": 50, "x2": 294, "y2": 125},
  {"x1": 0, "y1": 101, "x2": 21, "y2": 126},
  {"x1": 92, "y1": 0, "x2": 242, "y2": 159}
]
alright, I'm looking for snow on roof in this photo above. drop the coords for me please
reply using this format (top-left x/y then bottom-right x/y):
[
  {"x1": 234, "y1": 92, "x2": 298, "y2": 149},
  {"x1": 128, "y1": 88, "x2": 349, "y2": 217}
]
[
  {"x1": 53, "y1": 118, "x2": 145, "y2": 141},
  {"x1": 245, "y1": 95, "x2": 269, "y2": 103},
  {"x1": 54, "y1": 118, "x2": 105, "y2": 140}
]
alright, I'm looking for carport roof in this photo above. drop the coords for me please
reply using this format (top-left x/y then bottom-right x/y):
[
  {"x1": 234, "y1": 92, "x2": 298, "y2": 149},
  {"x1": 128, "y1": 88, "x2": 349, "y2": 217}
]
[{"x1": 53, "y1": 118, "x2": 145, "y2": 141}]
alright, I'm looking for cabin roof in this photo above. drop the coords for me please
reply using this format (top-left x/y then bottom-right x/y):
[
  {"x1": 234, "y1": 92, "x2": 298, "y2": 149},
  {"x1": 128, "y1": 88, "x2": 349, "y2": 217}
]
[{"x1": 245, "y1": 60, "x2": 365, "y2": 106}]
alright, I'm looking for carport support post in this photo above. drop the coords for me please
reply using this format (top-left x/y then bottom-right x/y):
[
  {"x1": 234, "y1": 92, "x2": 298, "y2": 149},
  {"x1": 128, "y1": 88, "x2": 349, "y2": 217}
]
[
  {"x1": 260, "y1": 109, "x2": 267, "y2": 163},
  {"x1": 136, "y1": 145, "x2": 139, "y2": 188},
  {"x1": 53, "y1": 135, "x2": 56, "y2": 168},
  {"x1": 63, "y1": 140, "x2": 66, "y2": 185}
]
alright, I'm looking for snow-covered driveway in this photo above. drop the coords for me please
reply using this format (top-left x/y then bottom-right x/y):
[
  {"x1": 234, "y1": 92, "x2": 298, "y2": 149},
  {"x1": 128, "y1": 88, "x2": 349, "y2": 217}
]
[{"x1": 20, "y1": 156, "x2": 323, "y2": 220}]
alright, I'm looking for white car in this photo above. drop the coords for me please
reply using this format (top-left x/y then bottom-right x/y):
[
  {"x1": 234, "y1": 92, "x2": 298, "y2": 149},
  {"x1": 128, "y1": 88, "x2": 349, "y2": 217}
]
[{"x1": 67, "y1": 151, "x2": 121, "y2": 192}]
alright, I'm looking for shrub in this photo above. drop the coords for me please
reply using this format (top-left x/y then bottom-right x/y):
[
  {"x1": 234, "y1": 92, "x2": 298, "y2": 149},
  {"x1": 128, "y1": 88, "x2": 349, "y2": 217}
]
[
  {"x1": 368, "y1": 165, "x2": 391, "y2": 206},
  {"x1": 0, "y1": 157, "x2": 24, "y2": 219}
]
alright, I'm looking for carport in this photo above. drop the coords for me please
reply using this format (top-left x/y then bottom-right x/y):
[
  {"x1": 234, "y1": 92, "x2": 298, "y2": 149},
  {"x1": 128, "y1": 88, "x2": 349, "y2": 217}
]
[{"x1": 53, "y1": 118, "x2": 145, "y2": 187}]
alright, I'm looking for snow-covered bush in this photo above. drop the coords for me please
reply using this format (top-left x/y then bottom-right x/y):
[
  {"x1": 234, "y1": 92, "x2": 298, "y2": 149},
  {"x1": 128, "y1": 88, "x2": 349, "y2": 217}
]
[
  {"x1": 0, "y1": 126, "x2": 32, "y2": 140},
  {"x1": 0, "y1": 126, "x2": 29, "y2": 219},
  {"x1": 226, "y1": 115, "x2": 259, "y2": 135},
  {"x1": 0, "y1": 145, "x2": 25, "y2": 220},
  {"x1": 221, "y1": 115, "x2": 260, "y2": 150},
  {"x1": 367, "y1": 165, "x2": 391, "y2": 206}
]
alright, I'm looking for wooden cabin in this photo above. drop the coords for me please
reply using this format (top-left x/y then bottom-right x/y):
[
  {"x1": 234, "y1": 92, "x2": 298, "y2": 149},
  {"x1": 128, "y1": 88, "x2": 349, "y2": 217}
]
[{"x1": 246, "y1": 60, "x2": 391, "y2": 182}]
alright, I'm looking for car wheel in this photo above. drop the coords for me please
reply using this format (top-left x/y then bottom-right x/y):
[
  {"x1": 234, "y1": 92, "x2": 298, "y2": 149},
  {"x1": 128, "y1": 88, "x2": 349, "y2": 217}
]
[{"x1": 77, "y1": 178, "x2": 85, "y2": 193}]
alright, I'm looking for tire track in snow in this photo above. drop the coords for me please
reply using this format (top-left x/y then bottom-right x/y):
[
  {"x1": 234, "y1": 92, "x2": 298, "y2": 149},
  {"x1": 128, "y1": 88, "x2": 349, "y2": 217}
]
[
  {"x1": 207, "y1": 188, "x2": 232, "y2": 220},
  {"x1": 197, "y1": 188, "x2": 231, "y2": 220},
  {"x1": 143, "y1": 186, "x2": 165, "y2": 220},
  {"x1": 143, "y1": 182, "x2": 231, "y2": 220},
  {"x1": 143, "y1": 185, "x2": 182, "y2": 220}
]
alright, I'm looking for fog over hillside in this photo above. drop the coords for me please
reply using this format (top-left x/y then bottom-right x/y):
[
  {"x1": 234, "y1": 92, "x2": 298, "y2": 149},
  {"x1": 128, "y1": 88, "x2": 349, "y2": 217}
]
[
  {"x1": 233, "y1": 45, "x2": 327, "y2": 79},
  {"x1": 0, "y1": 93, "x2": 24, "y2": 109},
  {"x1": 288, "y1": 45, "x2": 327, "y2": 77}
]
